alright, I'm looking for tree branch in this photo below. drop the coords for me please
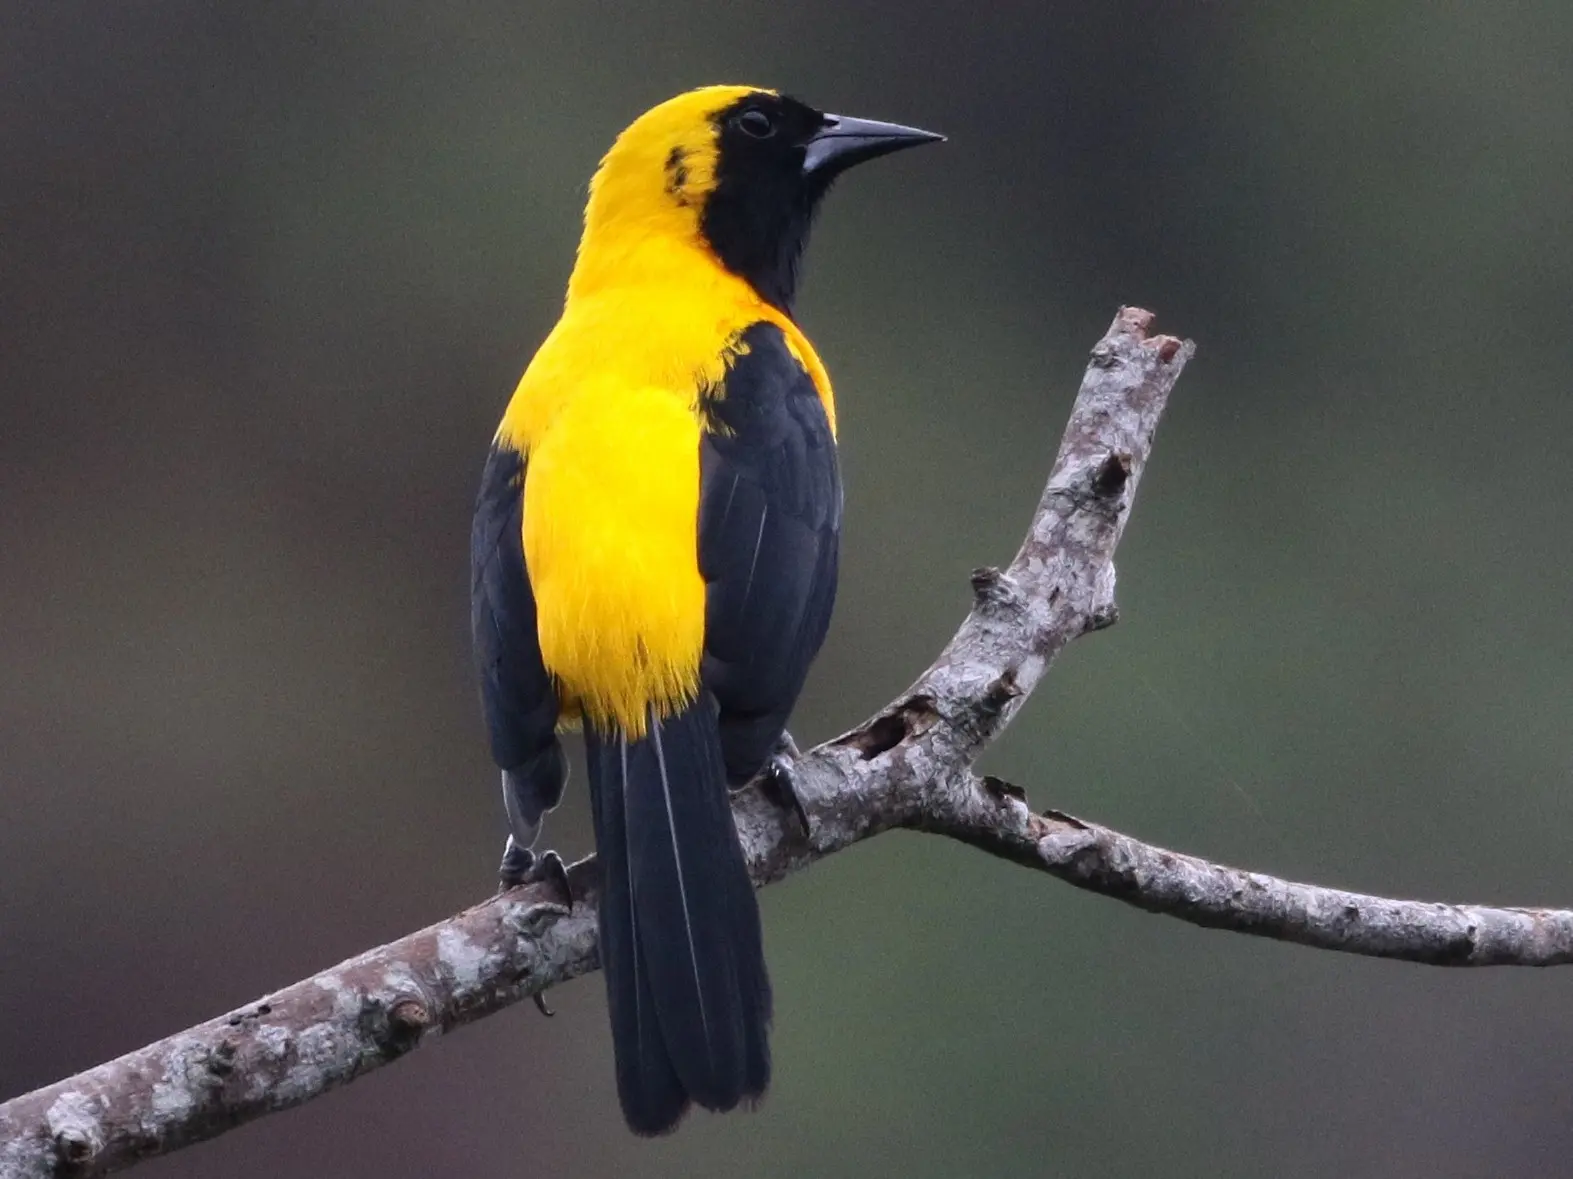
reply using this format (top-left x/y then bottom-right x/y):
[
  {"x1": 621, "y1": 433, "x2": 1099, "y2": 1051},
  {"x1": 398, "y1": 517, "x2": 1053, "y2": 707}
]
[
  {"x1": 6, "y1": 308, "x2": 1571, "y2": 1178},
  {"x1": 933, "y1": 784, "x2": 1573, "y2": 966}
]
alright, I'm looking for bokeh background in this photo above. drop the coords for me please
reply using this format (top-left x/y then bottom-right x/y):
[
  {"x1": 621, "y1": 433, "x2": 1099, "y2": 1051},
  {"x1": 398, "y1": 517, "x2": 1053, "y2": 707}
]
[{"x1": 6, "y1": 3, "x2": 1573, "y2": 1176}]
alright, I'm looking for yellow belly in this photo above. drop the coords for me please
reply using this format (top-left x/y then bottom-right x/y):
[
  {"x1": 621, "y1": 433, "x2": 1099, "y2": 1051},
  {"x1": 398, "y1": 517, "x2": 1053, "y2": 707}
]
[{"x1": 522, "y1": 383, "x2": 706, "y2": 736}]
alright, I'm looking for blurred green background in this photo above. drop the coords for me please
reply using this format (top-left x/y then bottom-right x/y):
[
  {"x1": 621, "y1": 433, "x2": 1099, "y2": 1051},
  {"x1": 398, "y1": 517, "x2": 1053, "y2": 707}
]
[{"x1": 6, "y1": 2, "x2": 1573, "y2": 1175}]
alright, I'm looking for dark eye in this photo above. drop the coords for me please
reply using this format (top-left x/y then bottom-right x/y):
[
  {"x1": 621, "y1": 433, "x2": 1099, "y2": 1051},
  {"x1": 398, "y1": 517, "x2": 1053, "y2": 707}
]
[{"x1": 737, "y1": 109, "x2": 775, "y2": 139}]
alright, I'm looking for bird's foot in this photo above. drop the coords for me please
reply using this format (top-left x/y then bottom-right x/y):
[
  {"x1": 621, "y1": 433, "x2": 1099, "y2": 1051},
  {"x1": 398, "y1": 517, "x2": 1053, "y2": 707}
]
[
  {"x1": 758, "y1": 731, "x2": 812, "y2": 837},
  {"x1": 497, "y1": 839, "x2": 573, "y2": 906},
  {"x1": 527, "y1": 849, "x2": 573, "y2": 905},
  {"x1": 497, "y1": 836, "x2": 533, "y2": 890},
  {"x1": 498, "y1": 840, "x2": 570, "y2": 1019}
]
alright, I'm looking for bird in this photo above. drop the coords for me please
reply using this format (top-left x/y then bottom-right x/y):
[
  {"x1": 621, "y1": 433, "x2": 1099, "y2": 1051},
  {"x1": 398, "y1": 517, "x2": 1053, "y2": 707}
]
[{"x1": 470, "y1": 84, "x2": 941, "y2": 1135}]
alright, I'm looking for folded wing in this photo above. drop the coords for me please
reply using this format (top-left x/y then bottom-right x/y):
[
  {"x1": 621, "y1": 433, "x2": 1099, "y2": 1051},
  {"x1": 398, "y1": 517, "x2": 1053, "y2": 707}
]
[{"x1": 698, "y1": 322, "x2": 842, "y2": 785}]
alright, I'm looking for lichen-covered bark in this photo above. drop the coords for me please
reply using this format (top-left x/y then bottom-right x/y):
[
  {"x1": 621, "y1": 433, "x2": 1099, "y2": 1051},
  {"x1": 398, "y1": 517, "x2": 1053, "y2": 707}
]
[
  {"x1": 0, "y1": 879, "x2": 600, "y2": 1179},
  {"x1": 909, "y1": 789, "x2": 1573, "y2": 966},
  {"x1": 7, "y1": 309, "x2": 1573, "y2": 1179}
]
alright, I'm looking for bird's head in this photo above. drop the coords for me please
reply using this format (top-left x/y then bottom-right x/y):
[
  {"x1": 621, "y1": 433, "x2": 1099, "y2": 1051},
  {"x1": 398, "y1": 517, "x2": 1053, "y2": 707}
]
[{"x1": 575, "y1": 85, "x2": 942, "y2": 312}]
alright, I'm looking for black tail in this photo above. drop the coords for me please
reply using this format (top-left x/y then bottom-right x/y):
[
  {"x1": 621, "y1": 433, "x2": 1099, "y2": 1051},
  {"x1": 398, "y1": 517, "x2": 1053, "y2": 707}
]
[{"x1": 585, "y1": 694, "x2": 771, "y2": 1136}]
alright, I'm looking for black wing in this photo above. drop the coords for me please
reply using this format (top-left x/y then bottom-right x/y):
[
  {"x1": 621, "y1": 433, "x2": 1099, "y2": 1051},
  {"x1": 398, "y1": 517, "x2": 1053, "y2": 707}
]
[
  {"x1": 471, "y1": 441, "x2": 564, "y2": 825},
  {"x1": 698, "y1": 321, "x2": 841, "y2": 785}
]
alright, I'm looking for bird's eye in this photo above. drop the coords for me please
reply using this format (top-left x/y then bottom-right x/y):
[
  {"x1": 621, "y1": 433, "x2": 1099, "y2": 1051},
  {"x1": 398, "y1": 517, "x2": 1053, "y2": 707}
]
[{"x1": 737, "y1": 109, "x2": 776, "y2": 139}]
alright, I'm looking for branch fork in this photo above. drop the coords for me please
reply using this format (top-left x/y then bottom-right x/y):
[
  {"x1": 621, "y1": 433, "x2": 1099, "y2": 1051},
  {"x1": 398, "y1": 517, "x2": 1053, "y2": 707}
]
[{"x1": 6, "y1": 308, "x2": 1570, "y2": 1179}]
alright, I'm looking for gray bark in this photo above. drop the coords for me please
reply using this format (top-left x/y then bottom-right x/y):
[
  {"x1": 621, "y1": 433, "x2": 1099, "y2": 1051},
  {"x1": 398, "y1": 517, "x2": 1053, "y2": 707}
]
[{"x1": 5, "y1": 308, "x2": 1569, "y2": 1179}]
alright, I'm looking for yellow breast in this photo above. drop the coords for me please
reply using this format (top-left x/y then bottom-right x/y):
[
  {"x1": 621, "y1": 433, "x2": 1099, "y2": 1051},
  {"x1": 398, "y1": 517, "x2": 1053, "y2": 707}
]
[{"x1": 497, "y1": 250, "x2": 832, "y2": 737}]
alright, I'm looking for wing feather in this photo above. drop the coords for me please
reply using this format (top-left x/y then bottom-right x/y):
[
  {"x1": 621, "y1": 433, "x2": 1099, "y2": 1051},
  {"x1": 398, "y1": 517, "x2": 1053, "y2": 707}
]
[
  {"x1": 471, "y1": 442, "x2": 564, "y2": 819},
  {"x1": 698, "y1": 323, "x2": 841, "y2": 784}
]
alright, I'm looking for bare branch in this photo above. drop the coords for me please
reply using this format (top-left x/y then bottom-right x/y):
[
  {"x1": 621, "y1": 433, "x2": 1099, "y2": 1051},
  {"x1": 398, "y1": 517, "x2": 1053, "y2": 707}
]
[
  {"x1": 931, "y1": 781, "x2": 1573, "y2": 967},
  {"x1": 6, "y1": 308, "x2": 1570, "y2": 1179}
]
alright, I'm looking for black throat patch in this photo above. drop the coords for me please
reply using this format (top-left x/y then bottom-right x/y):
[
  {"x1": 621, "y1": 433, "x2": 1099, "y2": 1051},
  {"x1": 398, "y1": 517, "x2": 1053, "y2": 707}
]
[{"x1": 699, "y1": 94, "x2": 832, "y2": 315}]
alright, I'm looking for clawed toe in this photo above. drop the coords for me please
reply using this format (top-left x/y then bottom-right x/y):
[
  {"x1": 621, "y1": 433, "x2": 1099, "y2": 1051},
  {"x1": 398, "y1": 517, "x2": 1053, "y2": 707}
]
[
  {"x1": 498, "y1": 839, "x2": 572, "y2": 902},
  {"x1": 497, "y1": 836, "x2": 536, "y2": 890},
  {"x1": 760, "y1": 746, "x2": 811, "y2": 837},
  {"x1": 524, "y1": 849, "x2": 573, "y2": 905}
]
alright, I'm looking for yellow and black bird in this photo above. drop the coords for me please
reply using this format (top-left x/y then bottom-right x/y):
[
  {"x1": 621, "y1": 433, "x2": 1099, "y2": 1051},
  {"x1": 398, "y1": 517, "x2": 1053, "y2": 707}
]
[{"x1": 470, "y1": 85, "x2": 941, "y2": 1134}]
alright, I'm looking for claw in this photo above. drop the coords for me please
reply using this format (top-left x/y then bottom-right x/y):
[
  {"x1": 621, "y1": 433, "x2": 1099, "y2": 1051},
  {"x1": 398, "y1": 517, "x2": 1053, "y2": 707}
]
[
  {"x1": 760, "y1": 732, "x2": 811, "y2": 837},
  {"x1": 502, "y1": 846, "x2": 569, "y2": 1018},
  {"x1": 527, "y1": 849, "x2": 574, "y2": 907},
  {"x1": 500, "y1": 841, "x2": 568, "y2": 1017},
  {"x1": 498, "y1": 840, "x2": 572, "y2": 906}
]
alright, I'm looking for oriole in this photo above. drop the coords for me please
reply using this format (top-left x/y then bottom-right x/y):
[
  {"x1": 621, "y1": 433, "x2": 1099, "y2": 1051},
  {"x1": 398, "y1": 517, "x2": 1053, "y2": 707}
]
[{"x1": 470, "y1": 85, "x2": 940, "y2": 1135}]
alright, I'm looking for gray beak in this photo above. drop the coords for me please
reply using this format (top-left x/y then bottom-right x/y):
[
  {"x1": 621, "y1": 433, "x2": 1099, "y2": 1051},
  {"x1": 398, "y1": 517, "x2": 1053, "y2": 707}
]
[{"x1": 801, "y1": 112, "x2": 945, "y2": 177}]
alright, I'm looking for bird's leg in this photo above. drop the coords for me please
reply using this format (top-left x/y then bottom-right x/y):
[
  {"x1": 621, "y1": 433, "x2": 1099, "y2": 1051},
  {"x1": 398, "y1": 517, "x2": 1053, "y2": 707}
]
[
  {"x1": 497, "y1": 773, "x2": 573, "y2": 905},
  {"x1": 497, "y1": 770, "x2": 572, "y2": 1019},
  {"x1": 757, "y1": 730, "x2": 812, "y2": 837},
  {"x1": 497, "y1": 835, "x2": 537, "y2": 887}
]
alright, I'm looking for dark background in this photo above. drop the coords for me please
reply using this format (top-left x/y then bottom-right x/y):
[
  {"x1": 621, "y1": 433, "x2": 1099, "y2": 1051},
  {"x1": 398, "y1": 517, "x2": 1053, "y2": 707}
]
[{"x1": 6, "y1": 3, "x2": 1573, "y2": 1176}]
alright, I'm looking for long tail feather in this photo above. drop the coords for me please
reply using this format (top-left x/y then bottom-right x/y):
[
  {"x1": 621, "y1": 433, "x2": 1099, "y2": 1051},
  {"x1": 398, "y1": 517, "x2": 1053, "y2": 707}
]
[
  {"x1": 586, "y1": 733, "x2": 686, "y2": 1135},
  {"x1": 585, "y1": 694, "x2": 771, "y2": 1134}
]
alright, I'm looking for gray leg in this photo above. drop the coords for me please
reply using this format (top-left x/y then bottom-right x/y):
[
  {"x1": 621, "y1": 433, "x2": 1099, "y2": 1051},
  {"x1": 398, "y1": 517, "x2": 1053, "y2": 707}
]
[
  {"x1": 497, "y1": 748, "x2": 571, "y2": 901},
  {"x1": 499, "y1": 771, "x2": 545, "y2": 884},
  {"x1": 499, "y1": 769, "x2": 570, "y2": 1017}
]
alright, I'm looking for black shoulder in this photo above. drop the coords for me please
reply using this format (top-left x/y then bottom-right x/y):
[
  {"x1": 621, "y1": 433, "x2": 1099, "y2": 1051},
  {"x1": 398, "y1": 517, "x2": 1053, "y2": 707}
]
[
  {"x1": 698, "y1": 322, "x2": 841, "y2": 783},
  {"x1": 471, "y1": 442, "x2": 558, "y2": 772}
]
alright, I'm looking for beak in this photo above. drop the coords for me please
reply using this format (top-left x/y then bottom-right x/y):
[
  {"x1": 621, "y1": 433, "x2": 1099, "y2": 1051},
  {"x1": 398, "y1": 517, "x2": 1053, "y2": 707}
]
[{"x1": 801, "y1": 113, "x2": 945, "y2": 178}]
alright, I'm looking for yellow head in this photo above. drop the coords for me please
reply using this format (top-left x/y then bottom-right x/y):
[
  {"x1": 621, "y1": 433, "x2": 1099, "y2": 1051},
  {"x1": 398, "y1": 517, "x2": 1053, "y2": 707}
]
[{"x1": 571, "y1": 85, "x2": 942, "y2": 311}]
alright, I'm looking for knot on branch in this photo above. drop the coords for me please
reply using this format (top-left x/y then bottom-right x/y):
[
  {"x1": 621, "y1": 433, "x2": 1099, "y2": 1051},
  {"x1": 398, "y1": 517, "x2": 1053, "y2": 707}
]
[
  {"x1": 980, "y1": 775, "x2": 1028, "y2": 806},
  {"x1": 360, "y1": 993, "x2": 430, "y2": 1060},
  {"x1": 205, "y1": 1038, "x2": 238, "y2": 1077},
  {"x1": 46, "y1": 1094, "x2": 102, "y2": 1171},
  {"x1": 386, "y1": 1000, "x2": 430, "y2": 1048},
  {"x1": 1043, "y1": 451, "x2": 1134, "y2": 522},
  {"x1": 1091, "y1": 452, "x2": 1132, "y2": 499},
  {"x1": 970, "y1": 566, "x2": 1026, "y2": 616},
  {"x1": 835, "y1": 696, "x2": 939, "y2": 761},
  {"x1": 978, "y1": 668, "x2": 1023, "y2": 717},
  {"x1": 1088, "y1": 342, "x2": 1122, "y2": 370},
  {"x1": 54, "y1": 1127, "x2": 97, "y2": 1170},
  {"x1": 1085, "y1": 602, "x2": 1120, "y2": 632}
]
